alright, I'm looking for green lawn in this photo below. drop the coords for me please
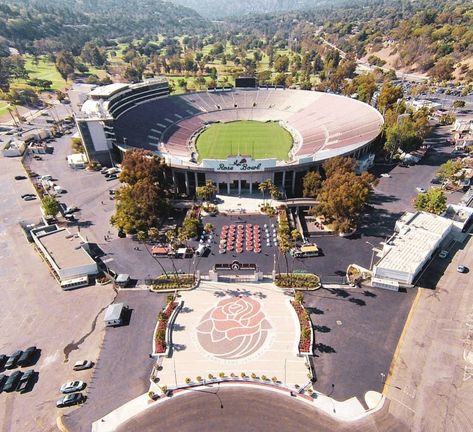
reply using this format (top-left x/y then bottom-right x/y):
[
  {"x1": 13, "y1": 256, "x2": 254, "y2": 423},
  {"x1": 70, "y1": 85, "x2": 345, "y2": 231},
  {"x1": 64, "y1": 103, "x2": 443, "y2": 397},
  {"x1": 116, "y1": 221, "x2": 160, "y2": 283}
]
[
  {"x1": 23, "y1": 56, "x2": 67, "y2": 91},
  {"x1": 196, "y1": 120, "x2": 293, "y2": 161}
]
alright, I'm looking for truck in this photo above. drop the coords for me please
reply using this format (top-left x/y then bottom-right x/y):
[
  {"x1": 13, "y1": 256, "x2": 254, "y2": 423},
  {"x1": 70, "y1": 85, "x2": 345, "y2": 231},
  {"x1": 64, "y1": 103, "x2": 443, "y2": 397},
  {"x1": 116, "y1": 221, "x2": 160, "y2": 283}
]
[{"x1": 290, "y1": 244, "x2": 321, "y2": 258}]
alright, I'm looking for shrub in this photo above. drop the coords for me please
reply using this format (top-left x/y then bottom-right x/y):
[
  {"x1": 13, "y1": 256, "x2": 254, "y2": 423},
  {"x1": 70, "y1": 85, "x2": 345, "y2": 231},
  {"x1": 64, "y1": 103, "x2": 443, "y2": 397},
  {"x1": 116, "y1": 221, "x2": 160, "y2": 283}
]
[
  {"x1": 261, "y1": 375, "x2": 268, "y2": 381},
  {"x1": 251, "y1": 373, "x2": 257, "y2": 379},
  {"x1": 185, "y1": 377, "x2": 191, "y2": 384},
  {"x1": 208, "y1": 373, "x2": 214, "y2": 379},
  {"x1": 240, "y1": 372, "x2": 246, "y2": 378},
  {"x1": 219, "y1": 372, "x2": 225, "y2": 378},
  {"x1": 272, "y1": 376, "x2": 278, "y2": 383},
  {"x1": 196, "y1": 376, "x2": 203, "y2": 382},
  {"x1": 230, "y1": 372, "x2": 236, "y2": 378}
]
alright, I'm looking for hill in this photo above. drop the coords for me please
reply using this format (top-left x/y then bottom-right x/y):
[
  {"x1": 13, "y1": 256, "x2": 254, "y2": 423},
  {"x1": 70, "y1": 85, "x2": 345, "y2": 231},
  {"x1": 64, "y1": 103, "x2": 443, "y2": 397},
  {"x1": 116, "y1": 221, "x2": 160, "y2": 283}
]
[{"x1": 0, "y1": 0, "x2": 209, "y2": 54}]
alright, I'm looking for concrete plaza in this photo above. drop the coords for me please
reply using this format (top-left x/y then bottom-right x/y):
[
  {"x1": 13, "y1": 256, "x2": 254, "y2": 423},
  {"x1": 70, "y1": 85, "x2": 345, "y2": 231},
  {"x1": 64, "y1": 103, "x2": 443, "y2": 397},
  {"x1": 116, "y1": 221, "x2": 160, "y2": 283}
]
[{"x1": 154, "y1": 282, "x2": 310, "y2": 389}]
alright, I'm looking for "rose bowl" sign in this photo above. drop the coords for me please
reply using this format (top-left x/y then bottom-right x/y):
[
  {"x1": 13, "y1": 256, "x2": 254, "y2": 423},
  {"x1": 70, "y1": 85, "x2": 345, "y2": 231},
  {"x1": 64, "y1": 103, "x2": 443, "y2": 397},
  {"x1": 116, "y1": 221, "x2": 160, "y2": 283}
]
[{"x1": 202, "y1": 156, "x2": 276, "y2": 172}]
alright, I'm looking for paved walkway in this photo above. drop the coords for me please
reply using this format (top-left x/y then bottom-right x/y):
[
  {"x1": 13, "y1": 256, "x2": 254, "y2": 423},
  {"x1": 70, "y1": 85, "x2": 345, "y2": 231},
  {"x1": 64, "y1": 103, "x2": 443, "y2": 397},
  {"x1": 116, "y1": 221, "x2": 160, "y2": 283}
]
[{"x1": 155, "y1": 282, "x2": 309, "y2": 388}]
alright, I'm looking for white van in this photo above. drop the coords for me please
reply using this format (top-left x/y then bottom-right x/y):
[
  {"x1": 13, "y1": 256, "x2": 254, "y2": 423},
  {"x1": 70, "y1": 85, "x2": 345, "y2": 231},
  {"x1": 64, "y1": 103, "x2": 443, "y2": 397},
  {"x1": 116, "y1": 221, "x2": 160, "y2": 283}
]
[
  {"x1": 40, "y1": 175, "x2": 53, "y2": 181},
  {"x1": 195, "y1": 244, "x2": 208, "y2": 257}
]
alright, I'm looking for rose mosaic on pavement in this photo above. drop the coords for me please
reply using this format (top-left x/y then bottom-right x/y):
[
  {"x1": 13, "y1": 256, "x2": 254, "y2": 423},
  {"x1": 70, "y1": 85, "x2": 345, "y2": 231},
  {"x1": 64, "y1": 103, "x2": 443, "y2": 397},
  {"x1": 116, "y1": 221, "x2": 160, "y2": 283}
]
[{"x1": 196, "y1": 296, "x2": 272, "y2": 360}]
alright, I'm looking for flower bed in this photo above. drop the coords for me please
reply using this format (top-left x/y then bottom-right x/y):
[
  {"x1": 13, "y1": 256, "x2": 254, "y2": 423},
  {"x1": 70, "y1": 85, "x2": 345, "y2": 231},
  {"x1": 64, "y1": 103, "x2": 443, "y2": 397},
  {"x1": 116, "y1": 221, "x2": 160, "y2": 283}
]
[
  {"x1": 154, "y1": 299, "x2": 178, "y2": 354},
  {"x1": 275, "y1": 273, "x2": 321, "y2": 289},
  {"x1": 151, "y1": 274, "x2": 195, "y2": 291},
  {"x1": 290, "y1": 299, "x2": 313, "y2": 354}
]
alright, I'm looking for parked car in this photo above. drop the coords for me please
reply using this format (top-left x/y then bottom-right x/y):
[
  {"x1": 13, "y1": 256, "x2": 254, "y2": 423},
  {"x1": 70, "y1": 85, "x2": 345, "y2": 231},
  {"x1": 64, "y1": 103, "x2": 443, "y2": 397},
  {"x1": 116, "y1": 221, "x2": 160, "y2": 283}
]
[
  {"x1": 0, "y1": 354, "x2": 7, "y2": 368},
  {"x1": 0, "y1": 373, "x2": 6, "y2": 391},
  {"x1": 3, "y1": 371, "x2": 23, "y2": 392},
  {"x1": 416, "y1": 187, "x2": 426, "y2": 193},
  {"x1": 23, "y1": 195, "x2": 37, "y2": 201},
  {"x1": 17, "y1": 346, "x2": 36, "y2": 367},
  {"x1": 17, "y1": 369, "x2": 35, "y2": 393},
  {"x1": 438, "y1": 250, "x2": 449, "y2": 259},
  {"x1": 457, "y1": 265, "x2": 467, "y2": 273},
  {"x1": 60, "y1": 380, "x2": 85, "y2": 394},
  {"x1": 73, "y1": 360, "x2": 93, "y2": 371},
  {"x1": 5, "y1": 350, "x2": 23, "y2": 369},
  {"x1": 56, "y1": 392, "x2": 84, "y2": 408},
  {"x1": 65, "y1": 206, "x2": 79, "y2": 214},
  {"x1": 14, "y1": 175, "x2": 27, "y2": 180}
]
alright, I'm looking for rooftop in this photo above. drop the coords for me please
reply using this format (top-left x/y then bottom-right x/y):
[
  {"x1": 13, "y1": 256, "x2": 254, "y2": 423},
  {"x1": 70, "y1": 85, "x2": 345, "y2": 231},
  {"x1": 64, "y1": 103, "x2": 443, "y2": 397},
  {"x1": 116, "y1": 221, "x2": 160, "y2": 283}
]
[
  {"x1": 34, "y1": 227, "x2": 95, "y2": 270},
  {"x1": 375, "y1": 212, "x2": 452, "y2": 275}
]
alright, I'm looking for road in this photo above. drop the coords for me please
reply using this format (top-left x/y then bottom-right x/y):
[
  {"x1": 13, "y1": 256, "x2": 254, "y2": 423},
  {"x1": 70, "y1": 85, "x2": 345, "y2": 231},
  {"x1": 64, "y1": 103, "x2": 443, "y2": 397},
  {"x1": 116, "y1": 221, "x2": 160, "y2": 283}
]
[
  {"x1": 116, "y1": 386, "x2": 409, "y2": 432},
  {"x1": 384, "y1": 235, "x2": 473, "y2": 432}
]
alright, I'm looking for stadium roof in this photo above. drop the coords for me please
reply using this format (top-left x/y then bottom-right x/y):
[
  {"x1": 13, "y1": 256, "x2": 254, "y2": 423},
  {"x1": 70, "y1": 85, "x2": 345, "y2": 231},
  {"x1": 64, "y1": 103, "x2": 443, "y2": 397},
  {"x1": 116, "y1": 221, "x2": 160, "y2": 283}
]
[{"x1": 89, "y1": 83, "x2": 128, "y2": 99}]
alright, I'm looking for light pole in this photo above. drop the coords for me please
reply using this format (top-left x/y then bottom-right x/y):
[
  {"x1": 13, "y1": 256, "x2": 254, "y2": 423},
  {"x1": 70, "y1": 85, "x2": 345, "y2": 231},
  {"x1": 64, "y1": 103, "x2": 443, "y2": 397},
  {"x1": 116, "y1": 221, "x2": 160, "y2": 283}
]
[{"x1": 366, "y1": 241, "x2": 376, "y2": 270}]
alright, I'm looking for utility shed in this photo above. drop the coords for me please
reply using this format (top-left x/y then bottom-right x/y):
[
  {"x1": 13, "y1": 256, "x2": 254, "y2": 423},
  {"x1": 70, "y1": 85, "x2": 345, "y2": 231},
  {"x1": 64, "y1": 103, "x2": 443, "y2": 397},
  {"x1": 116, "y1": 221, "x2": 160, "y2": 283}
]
[{"x1": 104, "y1": 303, "x2": 128, "y2": 327}]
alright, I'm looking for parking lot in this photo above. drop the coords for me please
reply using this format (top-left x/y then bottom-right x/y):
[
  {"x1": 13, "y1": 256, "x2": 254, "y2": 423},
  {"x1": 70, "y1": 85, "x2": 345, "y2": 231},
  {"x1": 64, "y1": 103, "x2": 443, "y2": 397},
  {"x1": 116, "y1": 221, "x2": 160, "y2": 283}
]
[
  {"x1": 64, "y1": 290, "x2": 166, "y2": 431},
  {"x1": 304, "y1": 286, "x2": 417, "y2": 403},
  {"x1": 0, "y1": 155, "x2": 115, "y2": 431}
]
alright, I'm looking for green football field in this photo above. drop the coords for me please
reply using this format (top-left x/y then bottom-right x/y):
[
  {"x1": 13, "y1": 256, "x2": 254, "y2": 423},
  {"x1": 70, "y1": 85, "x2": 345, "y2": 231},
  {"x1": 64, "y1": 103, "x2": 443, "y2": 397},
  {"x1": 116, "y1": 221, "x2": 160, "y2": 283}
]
[{"x1": 195, "y1": 120, "x2": 293, "y2": 161}]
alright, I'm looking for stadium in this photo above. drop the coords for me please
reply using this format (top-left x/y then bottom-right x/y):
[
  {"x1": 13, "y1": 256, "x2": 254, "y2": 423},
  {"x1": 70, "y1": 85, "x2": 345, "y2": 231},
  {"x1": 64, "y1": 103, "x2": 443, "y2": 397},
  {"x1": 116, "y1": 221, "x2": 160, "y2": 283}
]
[{"x1": 75, "y1": 78, "x2": 384, "y2": 197}]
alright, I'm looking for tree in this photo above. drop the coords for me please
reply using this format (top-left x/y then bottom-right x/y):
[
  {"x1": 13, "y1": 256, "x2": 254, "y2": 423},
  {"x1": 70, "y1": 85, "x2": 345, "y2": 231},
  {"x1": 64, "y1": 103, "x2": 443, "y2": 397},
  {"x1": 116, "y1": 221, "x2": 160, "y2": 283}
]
[
  {"x1": 71, "y1": 137, "x2": 84, "y2": 153},
  {"x1": 111, "y1": 150, "x2": 170, "y2": 234},
  {"x1": 196, "y1": 180, "x2": 217, "y2": 202},
  {"x1": 378, "y1": 81, "x2": 403, "y2": 113},
  {"x1": 311, "y1": 169, "x2": 375, "y2": 233},
  {"x1": 414, "y1": 188, "x2": 447, "y2": 215},
  {"x1": 303, "y1": 171, "x2": 322, "y2": 198},
  {"x1": 42, "y1": 195, "x2": 60, "y2": 217},
  {"x1": 453, "y1": 100, "x2": 466, "y2": 110},
  {"x1": 437, "y1": 159, "x2": 463, "y2": 181},
  {"x1": 55, "y1": 51, "x2": 75, "y2": 80},
  {"x1": 347, "y1": 73, "x2": 376, "y2": 103},
  {"x1": 428, "y1": 57, "x2": 454, "y2": 81},
  {"x1": 322, "y1": 156, "x2": 356, "y2": 178},
  {"x1": 274, "y1": 55, "x2": 289, "y2": 73}
]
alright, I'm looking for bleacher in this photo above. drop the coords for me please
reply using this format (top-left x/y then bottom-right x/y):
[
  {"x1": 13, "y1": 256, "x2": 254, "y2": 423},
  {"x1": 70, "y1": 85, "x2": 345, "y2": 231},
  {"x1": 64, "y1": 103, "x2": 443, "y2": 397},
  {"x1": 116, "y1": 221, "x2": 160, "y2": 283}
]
[{"x1": 113, "y1": 88, "x2": 383, "y2": 161}]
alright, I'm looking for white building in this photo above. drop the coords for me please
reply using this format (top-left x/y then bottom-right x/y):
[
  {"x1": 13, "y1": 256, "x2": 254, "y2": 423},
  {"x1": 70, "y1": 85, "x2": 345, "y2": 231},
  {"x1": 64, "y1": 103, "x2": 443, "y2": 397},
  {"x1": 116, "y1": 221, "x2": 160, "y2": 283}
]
[
  {"x1": 67, "y1": 153, "x2": 88, "y2": 169},
  {"x1": 373, "y1": 212, "x2": 453, "y2": 287},
  {"x1": 31, "y1": 225, "x2": 98, "y2": 286}
]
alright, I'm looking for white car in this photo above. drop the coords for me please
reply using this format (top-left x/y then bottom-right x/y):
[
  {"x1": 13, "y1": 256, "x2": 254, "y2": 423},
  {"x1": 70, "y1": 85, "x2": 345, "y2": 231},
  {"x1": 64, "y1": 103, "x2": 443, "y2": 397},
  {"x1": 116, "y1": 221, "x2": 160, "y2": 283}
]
[
  {"x1": 381, "y1": 173, "x2": 391, "y2": 178},
  {"x1": 60, "y1": 380, "x2": 85, "y2": 394},
  {"x1": 438, "y1": 250, "x2": 448, "y2": 259},
  {"x1": 416, "y1": 187, "x2": 426, "y2": 193}
]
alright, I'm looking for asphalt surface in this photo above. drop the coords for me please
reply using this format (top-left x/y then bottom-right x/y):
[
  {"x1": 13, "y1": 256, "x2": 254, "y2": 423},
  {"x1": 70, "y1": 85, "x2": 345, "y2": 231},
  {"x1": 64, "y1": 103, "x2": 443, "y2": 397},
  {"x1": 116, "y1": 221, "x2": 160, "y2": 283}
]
[
  {"x1": 304, "y1": 287, "x2": 416, "y2": 403},
  {"x1": 64, "y1": 290, "x2": 166, "y2": 432},
  {"x1": 116, "y1": 386, "x2": 409, "y2": 432},
  {"x1": 0, "y1": 131, "x2": 115, "y2": 431},
  {"x1": 385, "y1": 235, "x2": 473, "y2": 432}
]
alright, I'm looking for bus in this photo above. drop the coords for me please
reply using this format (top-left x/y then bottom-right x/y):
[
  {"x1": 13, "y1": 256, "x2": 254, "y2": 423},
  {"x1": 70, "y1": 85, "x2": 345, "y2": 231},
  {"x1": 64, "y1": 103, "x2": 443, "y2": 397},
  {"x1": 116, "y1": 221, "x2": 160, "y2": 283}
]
[{"x1": 290, "y1": 244, "x2": 321, "y2": 258}]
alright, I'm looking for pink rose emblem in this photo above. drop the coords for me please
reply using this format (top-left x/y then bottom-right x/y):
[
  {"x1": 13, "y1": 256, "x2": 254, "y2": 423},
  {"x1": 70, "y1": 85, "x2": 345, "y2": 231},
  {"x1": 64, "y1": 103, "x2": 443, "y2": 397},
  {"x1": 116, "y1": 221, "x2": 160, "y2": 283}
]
[{"x1": 196, "y1": 296, "x2": 271, "y2": 360}]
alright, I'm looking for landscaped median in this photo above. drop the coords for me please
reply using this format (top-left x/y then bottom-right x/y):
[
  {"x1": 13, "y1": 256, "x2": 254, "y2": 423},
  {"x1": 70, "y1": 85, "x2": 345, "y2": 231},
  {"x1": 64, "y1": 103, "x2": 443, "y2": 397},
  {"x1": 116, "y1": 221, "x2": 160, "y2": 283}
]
[
  {"x1": 152, "y1": 295, "x2": 182, "y2": 356},
  {"x1": 275, "y1": 273, "x2": 321, "y2": 290},
  {"x1": 150, "y1": 274, "x2": 197, "y2": 292},
  {"x1": 291, "y1": 292, "x2": 314, "y2": 355}
]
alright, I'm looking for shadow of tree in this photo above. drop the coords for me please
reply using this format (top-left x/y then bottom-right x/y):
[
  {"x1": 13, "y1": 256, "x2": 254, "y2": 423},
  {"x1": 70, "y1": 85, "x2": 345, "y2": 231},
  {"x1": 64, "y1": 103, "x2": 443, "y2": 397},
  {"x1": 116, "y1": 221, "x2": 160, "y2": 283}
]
[
  {"x1": 315, "y1": 343, "x2": 336, "y2": 353},
  {"x1": 314, "y1": 325, "x2": 331, "y2": 333},
  {"x1": 172, "y1": 324, "x2": 186, "y2": 331},
  {"x1": 363, "y1": 290, "x2": 377, "y2": 297},
  {"x1": 349, "y1": 297, "x2": 366, "y2": 306}
]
